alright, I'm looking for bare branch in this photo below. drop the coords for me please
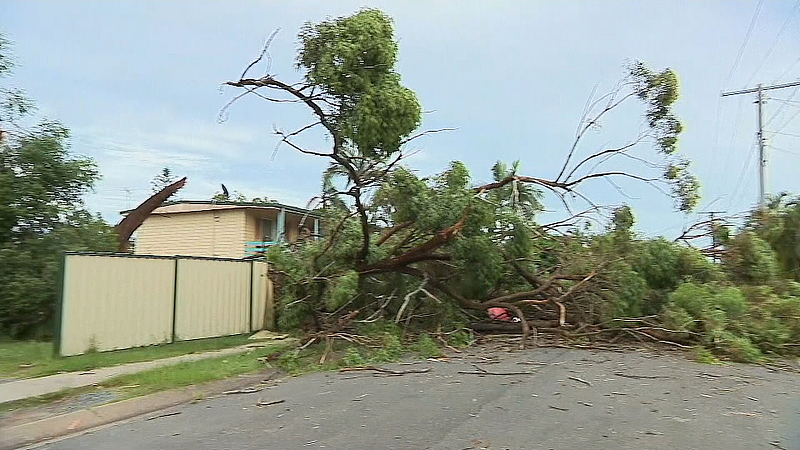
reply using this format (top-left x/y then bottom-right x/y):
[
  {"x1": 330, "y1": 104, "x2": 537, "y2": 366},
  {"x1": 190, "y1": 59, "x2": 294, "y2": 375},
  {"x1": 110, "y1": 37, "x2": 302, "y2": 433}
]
[
  {"x1": 564, "y1": 133, "x2": 647, "y2": 182},
  {"x1": 241, "y1": 28, "x2": 281, "y2": 80},
  {"x1": 400, "y1": 127, "x2": 457, "y2": 145},
  {"x1": 555, "y1": 89, "x2": 637, "y2": 182}
]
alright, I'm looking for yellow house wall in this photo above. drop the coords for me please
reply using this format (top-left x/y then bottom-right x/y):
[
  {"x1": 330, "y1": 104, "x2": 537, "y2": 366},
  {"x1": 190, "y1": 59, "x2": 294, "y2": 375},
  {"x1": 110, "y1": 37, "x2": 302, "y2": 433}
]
[{"x1": 134, "y1": 209, "x2": 247, "y2": 258}]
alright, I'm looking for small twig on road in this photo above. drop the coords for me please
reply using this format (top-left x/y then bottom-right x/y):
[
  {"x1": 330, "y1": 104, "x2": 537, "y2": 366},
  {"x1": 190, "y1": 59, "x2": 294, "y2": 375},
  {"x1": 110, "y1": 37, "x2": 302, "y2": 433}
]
[
  {"x1": 548, "y1": 405, "x2": 570, "y2": 411},
  {"x1": 568, "y1": 376, "x2": 593, "y2": 386},
  {"x1": 256, "y1": 399, "x2": 286, "y2": 407},
  {"x1": 146, "y1": 411, "x2": 182, "y2": 421},
  {"x1": 458, "y1": 364, "x2": 537, "y2": 376},
  {"x1": 613, "y1": 372, "x2": 669, "y2": 380},
  {"x1": 339, "y1": 366, "x2": 432, "y2": 376},
  {"x1": 223, "y1": 387, "x2": 263, "y2": 395}
]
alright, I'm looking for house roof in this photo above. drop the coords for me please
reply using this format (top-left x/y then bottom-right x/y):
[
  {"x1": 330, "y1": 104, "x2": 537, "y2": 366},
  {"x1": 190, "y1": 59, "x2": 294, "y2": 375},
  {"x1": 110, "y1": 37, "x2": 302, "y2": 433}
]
[{"x1": 120, "y1": 200, "x2": 321, "y2": 218}]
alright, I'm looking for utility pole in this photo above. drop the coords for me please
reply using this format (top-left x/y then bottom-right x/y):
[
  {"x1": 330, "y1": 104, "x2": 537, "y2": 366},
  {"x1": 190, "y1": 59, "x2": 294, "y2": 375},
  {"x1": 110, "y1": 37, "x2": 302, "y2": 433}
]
[
  {"x1": 722, "y1": 79, "x2": 800, "y2": 209},
  {"x1": 700, "y1": 210, "x2": 725, "y2": 263}
]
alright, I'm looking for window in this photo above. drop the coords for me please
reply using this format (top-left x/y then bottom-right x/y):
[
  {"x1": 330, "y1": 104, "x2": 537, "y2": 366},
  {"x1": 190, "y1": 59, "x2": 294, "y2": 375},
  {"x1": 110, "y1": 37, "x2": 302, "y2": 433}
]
[{"x1": 262, "y1": 218, "x2": 277, "y2": 242}]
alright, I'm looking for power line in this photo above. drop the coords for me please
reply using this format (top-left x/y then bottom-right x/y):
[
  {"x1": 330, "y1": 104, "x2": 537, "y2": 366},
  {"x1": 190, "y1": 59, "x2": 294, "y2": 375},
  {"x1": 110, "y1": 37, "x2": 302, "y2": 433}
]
[
  {"x1": 745, "y1": 0, "x2": 800, "y2": 87},
  {"x1": 727, "y1": 137, "x2": 758, "y2": 212},
  {"x1": 722, "y1": 80, "x2": 800, "y2": 208},
  {"x1": 771, "y1": 145, "x2": 800, "y2": 156},
  {"x1": 772, "y1": 103, "x2": 800, "y2": 134},
  {"x1": 722, "y1": 96, "x2": 746, "y2": 182},
  {"x1": 724, "y1": 0, "x2": 765, "y2": 89},
  {"x1": 765, "y1": 86, "x2": 800, "y2": 126},
  {"x1": 775, "y1": 54, "x2": 800, "y2": 83},
  {"x1": 767, "y1": 129, "x2": 800, "y2": 138},
  {"x1": 767, "y1": 96, "x2": 800, "y2": 106}
]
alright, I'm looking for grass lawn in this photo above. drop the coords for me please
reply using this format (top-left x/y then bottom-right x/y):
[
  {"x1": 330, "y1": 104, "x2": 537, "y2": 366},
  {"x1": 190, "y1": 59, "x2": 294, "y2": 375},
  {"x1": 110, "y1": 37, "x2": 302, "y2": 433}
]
[
  {"x1": 102, "y1": 341, "x2": 295, "y2": 398},
  {"x1": 0, "y1": 341, "x2": 295, "y2": 413},
  {"x1": 0, "y1": 335, "x2": 252, "y2": 379}
]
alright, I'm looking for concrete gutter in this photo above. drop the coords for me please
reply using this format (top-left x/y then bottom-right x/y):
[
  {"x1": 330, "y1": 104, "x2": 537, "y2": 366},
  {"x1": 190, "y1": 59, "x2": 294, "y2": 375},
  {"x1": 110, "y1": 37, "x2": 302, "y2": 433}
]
[{"x1": 1, "y1": 369, "x2": 280, "y2": 450}]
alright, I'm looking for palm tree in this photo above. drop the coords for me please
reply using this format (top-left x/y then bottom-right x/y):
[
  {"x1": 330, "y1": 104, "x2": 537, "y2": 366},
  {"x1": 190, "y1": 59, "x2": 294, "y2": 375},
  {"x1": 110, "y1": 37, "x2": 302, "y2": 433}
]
[{"x1": 489, "y1": 160, "x2": 543, "y2": 221}]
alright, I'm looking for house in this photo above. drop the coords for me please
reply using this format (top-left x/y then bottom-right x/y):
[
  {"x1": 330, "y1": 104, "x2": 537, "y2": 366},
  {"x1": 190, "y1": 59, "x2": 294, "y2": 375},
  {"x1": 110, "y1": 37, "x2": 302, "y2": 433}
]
[{"x1": 124, "y1": 201, "x2": 321, "y2": 259}]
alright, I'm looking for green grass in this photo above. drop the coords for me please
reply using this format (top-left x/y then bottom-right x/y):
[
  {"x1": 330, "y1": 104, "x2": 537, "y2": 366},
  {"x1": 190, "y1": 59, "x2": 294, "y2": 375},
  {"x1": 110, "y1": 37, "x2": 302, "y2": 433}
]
[
  {"x1": 0, "y1": 335, "x2": 252, "y2": 379},
  {"x1": 1, "y1": 342, "x2": 294, "y2": 413},
  {"x1": 101, "y1": 342, "x2": 295, "y2": 398}
]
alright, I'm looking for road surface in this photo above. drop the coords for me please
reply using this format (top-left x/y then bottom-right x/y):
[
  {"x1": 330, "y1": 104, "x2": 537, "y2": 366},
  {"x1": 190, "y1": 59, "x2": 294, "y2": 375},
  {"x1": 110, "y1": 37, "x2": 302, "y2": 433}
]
[{"x1": 35, "y1": 346, "x2": 800, "y2": 450}]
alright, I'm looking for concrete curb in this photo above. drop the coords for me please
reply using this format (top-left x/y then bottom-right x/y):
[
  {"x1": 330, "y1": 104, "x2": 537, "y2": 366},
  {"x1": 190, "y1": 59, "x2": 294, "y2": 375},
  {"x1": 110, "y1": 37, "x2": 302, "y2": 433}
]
[{"x1": 0, "y1": 370, "x2": 279, "y2": 450}]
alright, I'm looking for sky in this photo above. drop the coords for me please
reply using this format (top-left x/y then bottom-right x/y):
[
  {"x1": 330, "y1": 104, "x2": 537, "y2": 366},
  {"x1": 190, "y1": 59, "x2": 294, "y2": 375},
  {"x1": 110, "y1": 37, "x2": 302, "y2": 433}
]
[{"x1": 2, "y1": 1, "x2": 800, "y2": 237}]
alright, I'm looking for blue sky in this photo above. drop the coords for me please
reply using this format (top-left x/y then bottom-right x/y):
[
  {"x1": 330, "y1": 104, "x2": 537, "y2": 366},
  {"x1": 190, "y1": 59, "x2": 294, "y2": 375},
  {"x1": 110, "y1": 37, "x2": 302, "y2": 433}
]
[{"x1": 2, "y1": 1, "x2": 800, "y2": 237}]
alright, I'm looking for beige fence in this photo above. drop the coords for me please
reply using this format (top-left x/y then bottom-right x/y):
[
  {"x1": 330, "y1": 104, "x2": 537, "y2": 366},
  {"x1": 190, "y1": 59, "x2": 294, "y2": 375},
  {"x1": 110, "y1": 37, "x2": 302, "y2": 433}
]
[{"x1": 56, "y1": 253, "x2": 273, "y2": 357}]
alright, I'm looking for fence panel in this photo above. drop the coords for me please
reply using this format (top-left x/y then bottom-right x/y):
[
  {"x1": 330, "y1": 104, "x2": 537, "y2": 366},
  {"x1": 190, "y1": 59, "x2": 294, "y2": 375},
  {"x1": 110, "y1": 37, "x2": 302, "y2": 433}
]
[
  {"x1": 58, "y1": 253, "x2": 274, "y2": 356},
  {"x1": 59, "y1": 254, "x2": 175, "y2": 356},
  {"x1": 173, "y1": 258, "x2": 251, "y2": 341}
]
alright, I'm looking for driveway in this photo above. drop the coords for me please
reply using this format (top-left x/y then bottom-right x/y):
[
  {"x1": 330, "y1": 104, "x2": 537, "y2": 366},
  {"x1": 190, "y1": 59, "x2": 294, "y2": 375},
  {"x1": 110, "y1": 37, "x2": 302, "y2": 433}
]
[{"x1": 35, "y1": 346, "x2": 800, "y2": 450}]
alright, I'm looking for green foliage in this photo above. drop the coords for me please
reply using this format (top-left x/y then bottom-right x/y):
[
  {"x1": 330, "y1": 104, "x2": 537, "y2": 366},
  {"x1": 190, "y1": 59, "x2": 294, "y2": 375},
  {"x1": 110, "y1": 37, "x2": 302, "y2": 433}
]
[
  {"x1": 631, "y1": 239, "x2": 682, "y2": 290},
  {"x1": 150, "y1": 167, "x2": 176, "y2": 193},
  {"x1": 371, "y1": 333, "x2": 404, "y2": 363},
  {"x1": 606, "y1": 262, "x2": 649, "y2": 318},
  {"x1": 413, "y1": 333, "x2": 442, "y2": 358},
  {"x1": 447, "y1": 330, "x2": 473, "y2": 348},
  {"x1": 343, "y1": 347, "x2": 368, "y2": 366},
  {"x1": 628, "y1": 61, "x2": 698, "y2": 212},
  {"x1": 723, "y1": 231, "x2": 780, "y2": 284},
  {"x1": 0, "y1": 211, "x2": 117, "y2": 337},
  {"x1": 711, "y1": 331, "x2": 762, "y2": 363},
  {"x1": 0, "y1": 130, "x2": 98, "y2": 244},
  {"x1": 488, "y1": 160, "x2": 542, "y2": 221},
  {"x1": 355, "y1": 320, "x2": 402, "y2": 339},
  {"x1": 325, "y1": 271, "x2": 359, "y2": 311},
  {"x1": 298, "y1": 9, "x2": 420, "y2": 158},
  {"x1": 691, "y1": 346, "x2": 722, "y2": 364},
  {"x1": 748, "y1": 194, "x2": 800, "y2": 280},
  {"x1": 668, "y1": 283, "x2": 745, "y2": 326},
  {"x1": 0, "y1": 36, "x2": 116, "y2": 337}
]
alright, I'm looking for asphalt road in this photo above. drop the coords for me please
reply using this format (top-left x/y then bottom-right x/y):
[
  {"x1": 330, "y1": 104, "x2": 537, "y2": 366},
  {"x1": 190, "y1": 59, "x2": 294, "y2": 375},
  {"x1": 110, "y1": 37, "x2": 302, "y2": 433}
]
[{"x1": 36, "y1": 346, "x2": 800, "y2": 450}]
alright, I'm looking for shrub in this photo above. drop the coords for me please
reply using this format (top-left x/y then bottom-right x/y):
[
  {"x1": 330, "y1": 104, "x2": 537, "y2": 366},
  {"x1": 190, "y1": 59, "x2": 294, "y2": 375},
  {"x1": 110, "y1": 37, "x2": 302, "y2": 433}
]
[
  {"x1": 723, "y1": 231, "x2": 780, "y2": 284},
  {"x1": 414, "y1": 333, "x2": 442, "y2": 358},
  {"x1": 371, "y1": 333, "x2": 404, "y2": 363},
  {"x1": 343, "y1": 347, "x2": 367, "y2": 367},
  {"x1": 447, "y1": 330, "x2": 473, "y2": 348},
  {"x1": 711, "y1": 331, "x2": 762, "y2": 363}
]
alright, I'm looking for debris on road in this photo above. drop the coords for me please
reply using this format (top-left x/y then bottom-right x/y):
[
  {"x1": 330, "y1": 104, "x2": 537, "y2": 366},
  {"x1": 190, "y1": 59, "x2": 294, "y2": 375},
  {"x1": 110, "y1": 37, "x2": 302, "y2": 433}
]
[
  {"x1": 223, "y1": 387, "x2": 263, "y2": 395},
  {"x1": 568, "y1": 376, "x2": 592, "y2": 386},
  {"x1": 256, "y1": 399, "x2": 286, "y2": 407},
  {"x1": 352, "y1": 393, "x2": 370, "y2": 401},
  {"x1": 614, "y1": 372, "x2": 668, "y2": 379},
  {"x1": 339, "y1": 366, "x2": 432, "y2": 376},
  {"x1": 458, "y1": 364, "x2": 537, "y2": 376},
  {"x1": 146, "y1": 411, "x2": 182, "y2": 421}
]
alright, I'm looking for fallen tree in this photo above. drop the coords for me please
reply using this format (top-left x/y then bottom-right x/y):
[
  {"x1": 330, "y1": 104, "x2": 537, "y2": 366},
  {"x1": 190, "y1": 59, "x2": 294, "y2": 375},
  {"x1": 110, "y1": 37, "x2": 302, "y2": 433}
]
[{"x1": 221, "y1": 9, "x2": 703, "y2": 349}]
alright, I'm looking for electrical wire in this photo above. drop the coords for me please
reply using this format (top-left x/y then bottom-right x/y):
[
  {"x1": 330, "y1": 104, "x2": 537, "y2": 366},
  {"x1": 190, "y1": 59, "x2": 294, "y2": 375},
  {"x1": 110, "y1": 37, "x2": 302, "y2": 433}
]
[
  {"x1": 745, "y1": 0, "x2": 800, "y2": 87},
  {"x1": 765, "y1": 86, "x2": 800, "y2": 127},
  {"x1": 774, "y1": 54, "x2": 800, "y2": 83},
  {"x1": 771, "y1": 103, "x2": 800, "y2": 134},
  {"x1": 770, "y1": 145, "x2": 800, "y2": 156},
  {"x1": 728, "y1": 137, "x2": 759, "y2": 211},
  {"x1": 724, "y1": 0, "x2": 765, "y2": 89},
  {"x1": 768, "y1": 130, "x2": 800, "y2": 138}
]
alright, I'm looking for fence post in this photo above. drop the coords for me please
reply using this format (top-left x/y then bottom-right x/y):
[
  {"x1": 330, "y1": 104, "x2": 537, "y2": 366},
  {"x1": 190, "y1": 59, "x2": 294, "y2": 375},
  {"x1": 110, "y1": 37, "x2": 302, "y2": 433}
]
[
  {"x1": 53, "y1": 252, "x2": 68, "y2": 357},
  {"x1": 248, "y1": 260, "x2": 254, "y2": 333},
  {"x1": 171, "y1": 257, "x2": 179, "y2": 343}
]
